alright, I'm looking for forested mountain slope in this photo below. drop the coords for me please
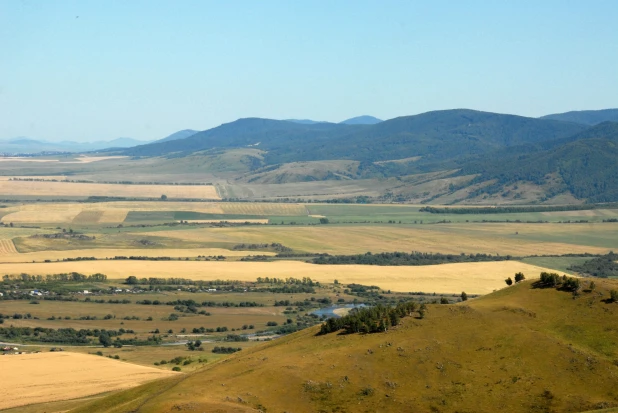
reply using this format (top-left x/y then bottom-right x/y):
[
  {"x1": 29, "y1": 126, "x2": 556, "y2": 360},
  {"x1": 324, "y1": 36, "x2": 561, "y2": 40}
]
[
  {"x1": 541, "y1": 109, "x2": 618, "y2": 125},
  {"x1": 458, "y1": 122, "x2": 618, "y2": 202}
]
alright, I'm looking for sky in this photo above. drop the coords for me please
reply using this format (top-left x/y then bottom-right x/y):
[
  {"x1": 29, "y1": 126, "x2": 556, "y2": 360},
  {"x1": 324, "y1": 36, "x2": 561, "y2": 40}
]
[{"x1": 1, "y1": 1, "x2": 617, "y2": 142}]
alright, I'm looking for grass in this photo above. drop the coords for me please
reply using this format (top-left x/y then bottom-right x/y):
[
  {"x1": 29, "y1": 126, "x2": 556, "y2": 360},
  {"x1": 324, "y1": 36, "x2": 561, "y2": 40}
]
[
  {"x1": 71, "y1": 278, "x2": 618, "y2": 413},
  {"x1": 519, "y1": 256, "x2": 593, "y2": 274}
]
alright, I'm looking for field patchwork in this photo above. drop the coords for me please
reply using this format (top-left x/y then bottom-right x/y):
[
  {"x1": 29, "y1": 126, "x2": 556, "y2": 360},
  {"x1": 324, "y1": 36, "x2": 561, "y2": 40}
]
[{"x1": 0, "y1": 352, "x2": 177, "y2": 410}]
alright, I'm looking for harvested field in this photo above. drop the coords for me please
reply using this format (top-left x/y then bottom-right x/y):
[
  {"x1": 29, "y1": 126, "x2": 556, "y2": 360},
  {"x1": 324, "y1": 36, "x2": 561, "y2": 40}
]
[
  {"x1": 142, "y1": 224, "x2": 614, "y2": 256},
  {"x1": 72, "y1": 211, "x2": 104, "y2": 224},
  {"x1": 0, "y1": 180, "x2": 220, "y2": 199},
  {"x1": 1, "y1": 209, "x2": 82, "y2": 223},
  {"x1": 180, "y1": 219, "x2": 269, "y2": 224},
  {"x1": 0, "y1": 247, "x2": 275, "y2": 263},
  {"x1": 218, "y1": 203, "x2": 307, "y2": 216},
  {"x1": 0, "y1": 239, "x2": 17, "y2": 255},
  {"x1": 99, "y1": 209, "x2": 130, "y2": 223},
  {"x1": 0, "y1": 260, "x2": 559, "y2": 294},
  {"x1": 0, "y1": 352, "x2": 176, "y2": 410}
]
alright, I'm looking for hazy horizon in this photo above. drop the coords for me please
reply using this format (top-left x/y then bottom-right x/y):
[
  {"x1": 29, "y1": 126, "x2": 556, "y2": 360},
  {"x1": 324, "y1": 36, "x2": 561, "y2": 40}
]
[{"x1": 2, "y1": 1, "x2": 617, "y2": 142}]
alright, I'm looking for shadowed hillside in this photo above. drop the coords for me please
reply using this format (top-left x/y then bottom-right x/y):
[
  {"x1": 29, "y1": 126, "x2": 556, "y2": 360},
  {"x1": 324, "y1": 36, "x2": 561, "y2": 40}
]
[
  {"x1": 541, "y1": 109, "x2": 618, "y2": 125},
  {"x1": 73, "y1": 277, "x2": 618, "y2": 413}
]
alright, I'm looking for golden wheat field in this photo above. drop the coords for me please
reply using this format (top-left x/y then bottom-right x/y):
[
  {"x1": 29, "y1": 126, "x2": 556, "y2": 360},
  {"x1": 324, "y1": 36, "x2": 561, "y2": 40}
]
[
  {"x1": 0, "y1": 352, "x2": 177, "y2": 410},
  {"x1": 0, "y1": 247, "x2": 275, "y2": 263},
  {"x1": 142, "y1": 224, "x2": 613, "y2": 256},
  {"x1": 0, "y1": 180, "x2": 220, "y2": 199},
  {"x1": 0, "y1": 201, "x2": 307, "y2": 224},
  {"x1": 0, "y1": 260, "x2": 557, "y2": 294},
  {"x1": 0, "y1": 239, "x2": 17, "y2": 255}
]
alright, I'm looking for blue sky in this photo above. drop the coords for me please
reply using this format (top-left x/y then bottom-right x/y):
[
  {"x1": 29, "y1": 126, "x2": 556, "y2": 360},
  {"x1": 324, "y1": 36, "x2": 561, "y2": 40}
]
[{"x1": 1, "y1": 0, "x2": 617, "y2": 141}]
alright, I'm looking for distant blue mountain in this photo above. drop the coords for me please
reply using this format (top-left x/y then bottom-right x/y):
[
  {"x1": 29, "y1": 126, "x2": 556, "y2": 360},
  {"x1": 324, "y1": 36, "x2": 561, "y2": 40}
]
[
  {"x1": 284, "y1": 119, "x2": 328, "y2": 125},
  {"x1": 156, "y1": 129, "x2": 199, "y2": 143},
  {"x1": 0, "y1": 136, "x2": 151, "y2": 154},
  {"x1": 340, "y1": 115, "x2": 383, "y2": 125}
]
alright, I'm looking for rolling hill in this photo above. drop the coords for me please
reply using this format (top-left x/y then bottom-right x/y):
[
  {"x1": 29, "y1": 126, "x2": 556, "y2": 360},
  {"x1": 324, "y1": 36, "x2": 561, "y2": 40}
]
[
  {"x1": 340, "y1": 115, "x2": 383, "y2": 124},
  {"x1": 123, "y1": 109, "x2": 585, "y2": 165},
  {"x1": 541, "y1": 109, "x2": 618, "y2": 125},
  {"x1": 73, "y1": 277, "x2": 618, "y2": 413}
]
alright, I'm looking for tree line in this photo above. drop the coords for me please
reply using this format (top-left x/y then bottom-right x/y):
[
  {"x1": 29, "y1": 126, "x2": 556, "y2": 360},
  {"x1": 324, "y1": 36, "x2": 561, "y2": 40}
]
[
  {"x1": 419, "y1": 204, "x2": 617, "y2": 214},
  {"x1": 568, "y1": 253, "x2": 618, "y2": 278},
  {"x1": 318, "y1": 302, "x2": 424, "y2": 335},
  {"x1": 313, "y1": 251, "x2": 511, "y2": 266},
  {"x1": 2, "y1": 272, "x2": 107, "y2": 283}
]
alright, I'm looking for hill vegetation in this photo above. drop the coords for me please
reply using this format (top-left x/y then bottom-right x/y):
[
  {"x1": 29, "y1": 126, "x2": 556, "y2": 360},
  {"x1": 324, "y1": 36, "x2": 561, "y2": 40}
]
[
  {"x1": 458, "y1": 122, "x2": 618, "y2": 202},
  {"x1": 72, "y1": 277, "x2": 618, "y2": 413},
  {"x1": 541, "y1": 109, "x2": 618, "y2": 125}
]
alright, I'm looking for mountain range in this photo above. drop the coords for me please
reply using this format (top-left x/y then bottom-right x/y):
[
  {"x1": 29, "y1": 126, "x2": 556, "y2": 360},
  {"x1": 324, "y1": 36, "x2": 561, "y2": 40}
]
[
  {"x1": 5, "y1": 108, "x2": 618, "y2": 203},
  {"x1": 116, "y1": 108, "x2": 618, "y2": 203}
]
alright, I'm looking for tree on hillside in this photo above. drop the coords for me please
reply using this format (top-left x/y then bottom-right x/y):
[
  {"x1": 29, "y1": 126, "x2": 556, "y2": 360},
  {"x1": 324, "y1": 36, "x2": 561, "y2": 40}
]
[
  {"x1": 319, "y1": 218, "x2": 329, "y2": 224},
  {"x1": 461, "y1": 291, "x2": 468, "y2": 301},
  {"x1": 125, "y1": 276, "x2": 138, "y2": 285},
  {"x1": 505, "y1": 277, "x2": 513, "y2": 286},
  {"x1": 514, "y1": 272, "x2": 526, "y2": 283},
  {"x1": 160, "y1": 194, "x2": 168, "y2": 200}
]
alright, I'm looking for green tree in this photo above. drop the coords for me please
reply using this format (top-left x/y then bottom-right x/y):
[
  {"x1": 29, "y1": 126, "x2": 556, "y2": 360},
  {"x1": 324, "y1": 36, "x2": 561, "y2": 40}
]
[
  {"x1": 319, "y1": 218, "x2": 330, "y2": 224},
  {"x1": 461, "y1": 291, "x2": 468, "y2": 301},
  {"x1": 160, "y1": 194, "x2": 168, "y2": 200},
  {"x1": 125, "y1": 276, "x2": 138, "y2": 285},
  {"x1": 505, "y1": 277, "x2": 513, "y2": 286},
  {"x1": 99, "y1": 334, "x2": 112, "y2": 348},
  {"x1": 514, "y1": 272, "x2": 526, "y2": 283},
  {"x1": 610, "y1": 290, "x2": 618, "y2": 302}
]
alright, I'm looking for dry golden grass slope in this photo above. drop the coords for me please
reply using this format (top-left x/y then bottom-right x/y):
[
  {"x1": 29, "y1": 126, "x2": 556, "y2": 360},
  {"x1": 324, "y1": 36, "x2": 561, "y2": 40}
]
[
  {"x1": 0, "y1": 352, "x2": 177, "y2": 411},
  {"x1": 73, "y1": 278, "x2": 618, "y2": 413}
]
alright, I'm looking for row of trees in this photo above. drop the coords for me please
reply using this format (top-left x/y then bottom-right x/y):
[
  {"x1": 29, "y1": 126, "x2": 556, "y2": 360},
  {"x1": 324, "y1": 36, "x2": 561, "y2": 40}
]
[
  {"x1": 2, "y1": 272, "x2": 107, "y2": 283},
  {"x1": 419, "y1": 205, "x2": 611, "y2": 215},
  {"x1": 318, "y1": 302, "x2": 424, "y2": 335},
  {"x1": 314, "y1": 251, "x2": 511, "y2": 266}
]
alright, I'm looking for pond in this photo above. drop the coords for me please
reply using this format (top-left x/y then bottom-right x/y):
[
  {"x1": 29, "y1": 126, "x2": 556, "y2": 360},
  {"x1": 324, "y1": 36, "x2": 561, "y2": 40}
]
[{"x1": 311, "y1": 303, "x2": 367, "y2": 319}]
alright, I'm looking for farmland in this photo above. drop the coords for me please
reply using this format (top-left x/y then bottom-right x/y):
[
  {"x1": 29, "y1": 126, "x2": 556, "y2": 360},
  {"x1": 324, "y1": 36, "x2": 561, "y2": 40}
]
[
  {"x1": 0, "y1": 260, "x2": 557, "y2": 294},
  {"x1": 0, "y1": 352, "x2": 176, "y2": 410},
  {"x1": 1, "y1": 196, "x2": 618, "y2": 412},
  {"x1": 138, "y1": 223, "x2": 617, "y2": 255},
  {"x1": 0, "y1": 180, "x2": 220, "y2": 199}
]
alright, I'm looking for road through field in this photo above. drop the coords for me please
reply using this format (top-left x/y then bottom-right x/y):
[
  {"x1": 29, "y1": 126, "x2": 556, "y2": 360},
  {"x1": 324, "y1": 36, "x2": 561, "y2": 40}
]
[
  {"x1": 0, "y1": 260, "x2": 559, "y2": 294},
  {"x1": 0, "y1": 352, "x2": 177, "y2": 410}
]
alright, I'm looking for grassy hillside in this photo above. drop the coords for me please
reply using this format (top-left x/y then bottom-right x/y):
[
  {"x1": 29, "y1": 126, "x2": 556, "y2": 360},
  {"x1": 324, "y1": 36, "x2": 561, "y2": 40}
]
[{"x1": 73, "y1": 278, "x2": 618, "y2": 413}]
